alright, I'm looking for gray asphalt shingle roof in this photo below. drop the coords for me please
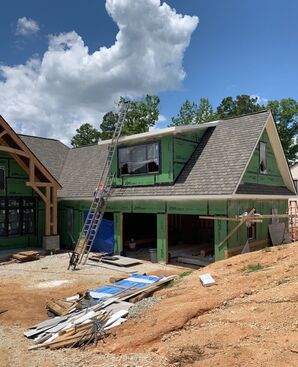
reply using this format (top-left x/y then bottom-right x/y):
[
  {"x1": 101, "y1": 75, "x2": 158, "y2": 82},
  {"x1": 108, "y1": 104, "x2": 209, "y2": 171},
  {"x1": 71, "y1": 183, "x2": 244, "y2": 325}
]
[
  {"x1": 18, "y1": 110, "x2": 288, "y2": 199},
  {"x1": 19, "y1": 135, "x2": 69, "y2": 181},
  {"x1": 58, "y1": 144, "x2": 108, "y2": 198},
  {"x1": 111, "y1": 110, "x2": 271, "y2": 197}
]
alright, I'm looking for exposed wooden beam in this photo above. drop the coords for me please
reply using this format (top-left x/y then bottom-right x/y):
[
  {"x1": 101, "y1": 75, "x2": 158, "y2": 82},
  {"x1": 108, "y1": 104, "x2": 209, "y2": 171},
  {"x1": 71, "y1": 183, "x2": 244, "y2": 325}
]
[
  {"x1": 27, "y1": 183, "x2": 47, "y2": 203},
  {"x1": 0, "y1": 115, "x2": 62, "y2": 189},
  {"x1": 52, "y1": 187, "x2": 58, "y2": 234},
  {"x1": 34, "y1": 182, "x2": 52, "y2": 187},
  {"x1": 217, "y1": 208, "x2": 256, "y2": 249},
  {"x1": 0, "y1": 145, "x2": 29, "y2": 157},
  {"x1": 45, "y1": 186, "x2": 51, "y2": 236},
  {"x1": 29, "y1": 159, "x2": 35, "y2": 183},
  {"x1": 0, "y1": 130, "x2": 7, "y2": 139}
]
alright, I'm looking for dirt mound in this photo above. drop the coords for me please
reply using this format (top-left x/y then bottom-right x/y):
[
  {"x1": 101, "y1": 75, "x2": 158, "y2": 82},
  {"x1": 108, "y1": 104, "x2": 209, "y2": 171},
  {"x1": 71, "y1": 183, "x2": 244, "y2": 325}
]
[{"x1": 102, "y1": 243, "x2": 298, "y2": 366}]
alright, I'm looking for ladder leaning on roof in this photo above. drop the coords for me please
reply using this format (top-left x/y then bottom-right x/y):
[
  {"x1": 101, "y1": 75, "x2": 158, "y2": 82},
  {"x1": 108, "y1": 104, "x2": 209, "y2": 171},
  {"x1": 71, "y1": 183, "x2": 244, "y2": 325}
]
[{"x1": 68, "y1": 100, "x2": 130, "y2": 270}]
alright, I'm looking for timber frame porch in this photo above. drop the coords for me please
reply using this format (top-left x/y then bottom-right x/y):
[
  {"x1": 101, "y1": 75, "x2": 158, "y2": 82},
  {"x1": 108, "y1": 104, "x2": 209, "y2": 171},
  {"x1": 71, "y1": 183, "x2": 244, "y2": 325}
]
[{"x1": 0, "y1": 115, "x2": 61, "y2": 236}]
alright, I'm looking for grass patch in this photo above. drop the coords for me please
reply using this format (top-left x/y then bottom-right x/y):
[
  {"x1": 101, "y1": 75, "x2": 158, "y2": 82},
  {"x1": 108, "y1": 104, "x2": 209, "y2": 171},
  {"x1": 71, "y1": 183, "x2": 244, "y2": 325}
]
[
  {"x1": 178, "y1": 271, "x2": 193, "y2": 279},
  {"x1": 275, "y1": 278, "x2": 290, "y2": 286},
  {"x1": 164, "y1": 271, "x2": 193, "y2": 289},
  {"x1": 262, "y1": 246, "x2": 271, "y2": 252},
  {"x1": 242, "y1": 263, "x2": 266, "y2": 273}
]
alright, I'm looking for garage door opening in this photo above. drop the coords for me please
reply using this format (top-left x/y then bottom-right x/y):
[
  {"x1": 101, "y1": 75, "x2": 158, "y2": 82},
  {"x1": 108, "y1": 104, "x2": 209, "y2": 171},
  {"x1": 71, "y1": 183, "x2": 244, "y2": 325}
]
[
  {"x1": 168, "y1": 214, "x2": 215, "y2": 267},
  {"x1": 122, "y1": 213, "x2": 157, "y2": 261}
]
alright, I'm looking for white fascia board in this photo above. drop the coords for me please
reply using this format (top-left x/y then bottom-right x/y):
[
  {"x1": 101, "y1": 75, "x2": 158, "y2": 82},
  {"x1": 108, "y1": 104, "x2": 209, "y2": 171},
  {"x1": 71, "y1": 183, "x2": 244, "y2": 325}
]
[
  {"x1": 265, "y1": 112, "x2": 296, "y2": 193},
  {"x1": 233, "y1": 112, "x2": 296, "y2": 195},
  {"x1": 97, "y1": 121, "x2": 218, "y2": 146}
]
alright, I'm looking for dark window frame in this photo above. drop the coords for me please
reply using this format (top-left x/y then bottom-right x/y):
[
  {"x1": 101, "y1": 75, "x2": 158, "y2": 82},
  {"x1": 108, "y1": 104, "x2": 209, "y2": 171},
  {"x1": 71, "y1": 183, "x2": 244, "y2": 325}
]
[
  {"x1": 117, "y1": 141, "x2": 161, "y2": 177},
  {"x1": 0, "y1": 197, "x2": 37, "y2": 237}
]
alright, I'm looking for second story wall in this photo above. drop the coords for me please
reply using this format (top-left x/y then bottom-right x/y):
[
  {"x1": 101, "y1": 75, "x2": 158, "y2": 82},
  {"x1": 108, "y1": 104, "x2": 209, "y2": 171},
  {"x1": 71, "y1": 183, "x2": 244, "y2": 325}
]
[{"x1": 110, "y1": 129, "x2": 205, "y2": 187}]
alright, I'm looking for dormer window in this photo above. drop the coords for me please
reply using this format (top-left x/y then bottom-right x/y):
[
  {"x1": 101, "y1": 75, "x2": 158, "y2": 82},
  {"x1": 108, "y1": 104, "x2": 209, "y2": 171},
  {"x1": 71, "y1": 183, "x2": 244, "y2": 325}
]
[
  {"x1": 259, "y1": 141, "x2": 267, "y2": 174},
  {"x1": 118, "y1": 142, "x2": 160, "y2": 176},
  {"x1": 0, "y1": 167, "x2": 5, "y2": 191}
]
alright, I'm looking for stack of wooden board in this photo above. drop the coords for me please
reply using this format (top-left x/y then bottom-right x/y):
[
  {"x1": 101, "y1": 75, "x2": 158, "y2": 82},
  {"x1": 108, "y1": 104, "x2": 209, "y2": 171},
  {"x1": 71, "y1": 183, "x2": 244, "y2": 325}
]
[
  {"x1": 25, "y1": 274, "x2": 176, "y2": 350},
  {"x1": 46, "y1": 297, "x2": 80, "y2": 316},
  {"x1": 11, "y1": 251, "x2": 40, "y2": 263}
]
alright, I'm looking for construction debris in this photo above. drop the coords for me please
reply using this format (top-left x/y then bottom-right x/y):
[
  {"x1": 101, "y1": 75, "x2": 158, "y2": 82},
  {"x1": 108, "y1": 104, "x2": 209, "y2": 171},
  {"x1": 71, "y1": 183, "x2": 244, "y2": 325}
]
[
  {"x1": 25, "y1": 273, "x2": 176, "y2": 350},
  {"x1": 90, "y1": 255, "x2": 142, "y2": 267},
  {"x1": 199, "y1": 273, "x2": 216, "y2": 287},
  {"x1": 11, "y1": 250, "x2": 40, "y2": 263}
]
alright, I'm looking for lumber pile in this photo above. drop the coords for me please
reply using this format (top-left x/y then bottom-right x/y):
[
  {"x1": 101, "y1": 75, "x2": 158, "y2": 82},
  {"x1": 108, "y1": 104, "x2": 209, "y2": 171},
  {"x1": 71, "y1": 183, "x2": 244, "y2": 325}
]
[
  {"x1": 46, "y1": 297, "x2": 80, "y2": 316},
  {"x1": 25, "y1": 274, "x2": 176, "y2": 350},
  {"x1": 11, "y1": 250, "x2": 40, "y2": 263}
]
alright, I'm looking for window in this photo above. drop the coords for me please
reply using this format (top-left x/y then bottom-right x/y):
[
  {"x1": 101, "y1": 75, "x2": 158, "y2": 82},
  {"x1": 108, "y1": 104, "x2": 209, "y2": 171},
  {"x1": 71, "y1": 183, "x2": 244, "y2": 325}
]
[
  {"x1": 247, "y1": 222, "x2": 256, "y2": 240},
  {"x1": 259, "y1": 141, "x2": 267, "y2": 174},
  {"x1": 118, "y1": 142, "x2": 160, "y2": 175},
  {"x1": 0, "y1": 167, "x2": 5, "y2": 191},
  {"x1": 0, "y1": 198, "x2": 36, "y2": 237}
]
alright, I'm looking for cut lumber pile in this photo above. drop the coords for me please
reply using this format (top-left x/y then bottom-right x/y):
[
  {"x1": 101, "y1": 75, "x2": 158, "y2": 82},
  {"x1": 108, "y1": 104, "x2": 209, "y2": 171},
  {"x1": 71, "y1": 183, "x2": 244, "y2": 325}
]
[
  {"x1": 46, "y1": 298, "x2": 80, "y2": 316},
  {"x1": 11, "y1": 250, "x2": 40, "y2": 263},
  {"x1": 25, "y1": 274, "x2": 176, "y2": 350}
]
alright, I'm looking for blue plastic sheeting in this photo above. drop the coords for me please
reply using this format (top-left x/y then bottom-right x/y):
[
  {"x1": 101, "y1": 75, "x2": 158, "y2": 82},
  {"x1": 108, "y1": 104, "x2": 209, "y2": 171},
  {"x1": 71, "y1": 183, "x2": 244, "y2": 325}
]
[
  {"x1": 89, "y1": 273, "x2": 163, "y2": 302},
  {"x1": 83, "y1": 211, "x2": 114, "y2": 254}
]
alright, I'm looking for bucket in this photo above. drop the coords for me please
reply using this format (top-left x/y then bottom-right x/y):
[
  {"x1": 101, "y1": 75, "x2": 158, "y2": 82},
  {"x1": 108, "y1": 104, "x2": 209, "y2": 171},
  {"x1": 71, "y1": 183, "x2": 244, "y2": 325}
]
[{"x1": 149, "y1": 248, "x2": 157, "y2": 263}]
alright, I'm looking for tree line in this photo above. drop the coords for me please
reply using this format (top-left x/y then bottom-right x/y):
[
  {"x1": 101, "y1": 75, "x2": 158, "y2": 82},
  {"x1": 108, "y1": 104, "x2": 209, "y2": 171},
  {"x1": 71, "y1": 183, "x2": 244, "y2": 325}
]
[{"x1": 71, "y1": 94, "x2": 298, "y2": 163}]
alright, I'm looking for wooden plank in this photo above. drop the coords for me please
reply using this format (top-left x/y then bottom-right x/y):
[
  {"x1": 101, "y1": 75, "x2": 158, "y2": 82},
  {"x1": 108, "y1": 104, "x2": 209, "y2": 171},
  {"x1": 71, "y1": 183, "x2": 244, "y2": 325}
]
[
  {"x1": 218, "y1": 208, "x2": 256, "y2": 249},
  {"x1": 101, "y1": 256, "x2": 142, "y2": 267},
  {"x1": 177, "y1": 256, "x2": 213, "y2": 267}
]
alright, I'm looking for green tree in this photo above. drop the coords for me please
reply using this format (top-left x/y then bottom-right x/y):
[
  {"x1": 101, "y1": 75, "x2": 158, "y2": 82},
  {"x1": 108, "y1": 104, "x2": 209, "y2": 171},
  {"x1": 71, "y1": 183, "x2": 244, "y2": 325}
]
[
  {"x1": 217, "y1": 95, "x2": 264, "y2": 118},
  {"x1": 99, "y1": 95, "x2": 160, "y2": 140},
  {"x1": 70, "y1": 123, "x2": 101, "y2": 147},
  {"x1": 171, "y1": 100, "x2": 198, "y2": 126},
  {"x1": 196, "y1": 98, "x2": 218, "y2": 123},
  {"x1": 267, "y1": 98, "x2": 298, "y2": 163},
  {"x1": 99, "y1": 111, "x2": 119, "y2": 140},
  {"x1": 122, "y1": 95, "x2": 160, "y2": 135}
]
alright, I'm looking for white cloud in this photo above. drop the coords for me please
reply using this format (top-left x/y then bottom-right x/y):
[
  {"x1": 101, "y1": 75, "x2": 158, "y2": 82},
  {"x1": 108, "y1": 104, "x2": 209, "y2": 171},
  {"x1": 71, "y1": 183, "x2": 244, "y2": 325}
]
[
  {"x1": 16, "y1": 17, "x2": 40, "y2": 36},
  {"x1": 1, "y1": 0, "x2": 198, "y2": 143},
  {"x1": 157, "y1": 114, "x2": 167, "y2": 123},
  {"x1": 149, "y1": 114, "x2": 167, "y2": 131},
  {"x1": 250, "y1": 94, "x2": 268, "y2": 106}
]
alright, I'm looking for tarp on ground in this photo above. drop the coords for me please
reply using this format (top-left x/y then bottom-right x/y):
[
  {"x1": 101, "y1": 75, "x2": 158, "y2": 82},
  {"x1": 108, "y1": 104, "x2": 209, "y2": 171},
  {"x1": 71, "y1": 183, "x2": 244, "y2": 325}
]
[{"x1": 83, "y1": 211, "x2": 114, "y2": 254}]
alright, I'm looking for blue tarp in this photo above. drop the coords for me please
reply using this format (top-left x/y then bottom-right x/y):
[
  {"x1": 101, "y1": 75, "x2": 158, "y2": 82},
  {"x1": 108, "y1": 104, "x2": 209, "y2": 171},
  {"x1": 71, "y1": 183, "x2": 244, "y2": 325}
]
[
  {"x1": 83, "y1": 211, "x2": 114, "y2": 254},
  {"x1": 89, "y1": 273, "x2": 163, "y2": 302}
]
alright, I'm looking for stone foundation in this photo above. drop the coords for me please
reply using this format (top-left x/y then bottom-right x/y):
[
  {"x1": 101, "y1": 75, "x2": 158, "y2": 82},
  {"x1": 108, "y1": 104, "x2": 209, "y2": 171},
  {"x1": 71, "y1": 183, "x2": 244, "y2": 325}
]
[{"x1": 43, "y1": 235, "x2": 60, "y2": 252}]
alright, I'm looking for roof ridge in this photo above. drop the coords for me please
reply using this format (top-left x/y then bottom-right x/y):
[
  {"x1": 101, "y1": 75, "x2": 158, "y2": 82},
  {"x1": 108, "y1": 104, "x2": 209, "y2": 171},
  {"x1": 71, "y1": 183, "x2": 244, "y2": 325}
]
[
  {"x1": 19, "y1": 133, "x2": 70, "y2": 148},
  {"x1": 220, "y1": 109, "x2": 269, "y2": 122}
]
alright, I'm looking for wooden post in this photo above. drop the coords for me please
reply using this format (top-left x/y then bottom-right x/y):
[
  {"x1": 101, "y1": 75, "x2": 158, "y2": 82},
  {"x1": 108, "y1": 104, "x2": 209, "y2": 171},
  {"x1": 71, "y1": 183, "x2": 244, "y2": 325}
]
[
  {"x1": 52, "y1": 187, "x2": 58, "y2": 235},
  {"x1": 45, "y1": 186, "x2": 51, "y2": 236}
]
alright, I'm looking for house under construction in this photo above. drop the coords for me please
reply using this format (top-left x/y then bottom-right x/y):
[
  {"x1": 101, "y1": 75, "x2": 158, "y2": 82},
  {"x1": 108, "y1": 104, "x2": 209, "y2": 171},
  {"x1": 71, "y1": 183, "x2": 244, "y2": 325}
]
[{"x1": 0, "y1": 110, "x2": 296, "y2": 264}]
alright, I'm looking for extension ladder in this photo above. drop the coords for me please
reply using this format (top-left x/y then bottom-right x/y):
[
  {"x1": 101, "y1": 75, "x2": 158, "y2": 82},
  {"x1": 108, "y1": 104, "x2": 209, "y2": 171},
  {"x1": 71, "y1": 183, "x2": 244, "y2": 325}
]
[
  {"x1": 289, "y1": 199, "x2": 298, "y2": 242},
  {"x1": 68, "y1": 100, "x2": 130, "y2": 269}
]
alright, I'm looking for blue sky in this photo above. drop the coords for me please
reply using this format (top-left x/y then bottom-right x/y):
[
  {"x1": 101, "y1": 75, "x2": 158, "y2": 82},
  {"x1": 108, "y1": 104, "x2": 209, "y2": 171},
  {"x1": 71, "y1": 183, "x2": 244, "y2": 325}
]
[{"x1": 0, "y1": 0, "x2": 297, "y2": 140}]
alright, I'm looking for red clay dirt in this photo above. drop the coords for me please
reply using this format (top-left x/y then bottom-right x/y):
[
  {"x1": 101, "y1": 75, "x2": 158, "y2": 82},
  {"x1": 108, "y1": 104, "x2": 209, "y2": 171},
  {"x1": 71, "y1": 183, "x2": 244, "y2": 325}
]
[
  {"x1": 0, "y1": 244, "x2": 297, "y2": 367},
  {"x1": 98, "y1": 243, "x2": 298, "y2": 366}
]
